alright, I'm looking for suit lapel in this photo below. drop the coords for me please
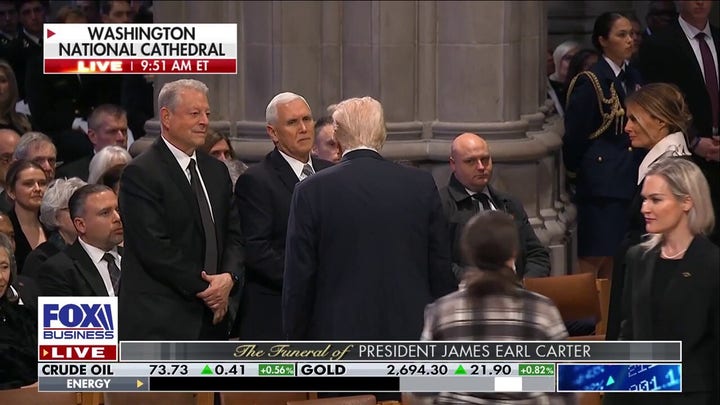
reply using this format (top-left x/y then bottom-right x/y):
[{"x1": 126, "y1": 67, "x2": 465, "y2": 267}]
[
  {"x1": 196, "y1": 152, "x2": 223, "y2": 249},
  {"x1": 67, "y1": 242, "x2": 108, "y2": 296},
  {"x1": 152, "y1": 138, "x2": 203, "y2": 231},
  {"x1": 636, "y1": 246, "x2": 658, "y2": 336},
  {"x1": 269, "y1": 149, "x2": 300, "y2": 193},
  {"x1": 670, "y1": 21, "x2": 706, "y2": 83}
]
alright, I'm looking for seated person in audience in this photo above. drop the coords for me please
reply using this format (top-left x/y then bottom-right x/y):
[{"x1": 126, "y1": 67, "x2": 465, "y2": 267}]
[
  {"x1": 98, "y1": 163, "x2": 125, "y2": 194},
  {"x1": 0, "y1": 212, "x2": 14, "y2": 250},
  {"x1": 56, "y1": 104, "x2": 129, "y2": 181},
  {"x1": 55, "y1": 4, "x2": 87, "y2": 23},
  {"x1": 440, "y1": 132, "x2": 550, "y2": 281},
  {"x1": 22, "y1": 177, "x2": 86, "y2": 278},
  {"x1": 0, "y1": 233, "x2": 38, "y2": 389},
  {"x1": 12, "y1": 132, "x2": 56, "y2": 181},
  {"x1": 547, "y1": 40, "x2": 579, "y2": 117},
  {"x1": 0, "y1": 128, "x2": 21, "y2": 213},
  {"x1": 420, "y1": 211, "x2": 574, "y2": 405},
  {"x1": 199, "y1": 128, "x2": 248, "y2": 172},
  {"x1": 5, "y1": 160, "x2": 47, "y2": 273},
  {"x1": 605, "y1": 158, "x2": 718, "y2": 405},
  {"x1": 441, "y1": 133, "x2": 596, "y2": 336},
  {"x1": 87, "y1": 145, "x2": 131, "y2": 184},
  {"x1": 311, "y1": 115, "x2": 341, "y2": 163},
  {"x1": 564, "y1": 48, "x2": 600, "y2": 92},
  {"x1": 0, "y1": 61, "x2": 31, "y2": 135},
  {"x1": 38, "y1": 184, "x2": 123, "y2": 296}
]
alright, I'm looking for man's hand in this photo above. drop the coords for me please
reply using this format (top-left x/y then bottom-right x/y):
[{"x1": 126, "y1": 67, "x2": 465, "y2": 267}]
[
  {"x1": 196, "y1": 272, "x2": 233, "y2": 310},
  {"x1": 212, "y1": 302, "x2": 228, "y2": 325},
  {"x1": 694, "y1": 137, "x2": 720, "y2": 162}
]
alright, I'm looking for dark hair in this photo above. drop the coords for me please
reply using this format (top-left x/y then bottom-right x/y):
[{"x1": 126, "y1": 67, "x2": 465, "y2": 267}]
[
  {"x1": 100, "y1": 0, "x2": 129, "y2": 15},
  {"x1": 199, "y1": 128, "x2": 236, "y2": 160},
  {"x1": 591, "y1": 12, "x2": 627, "y2": 52},
  {"x1": 99, "y1": 163, "x2": 126, "y2": 192},
  {"x1": 460, "y1": 211, "x2": 519, "y2": 298},
  {"x1": 68, "y1": 184, "x2": 113, "y2": 220},
  {"x1": 564, "y1": 48, "x2": 600, "y2": 89},
  {"x1": 6, "y1": 159, "x2": 44, "y2": 192},
  {"x1": 314, "y1": 116, "x2": 333, "y2": 135}
]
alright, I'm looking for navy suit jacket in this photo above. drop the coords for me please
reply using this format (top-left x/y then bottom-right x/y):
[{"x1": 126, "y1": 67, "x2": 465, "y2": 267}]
[
  {"x1": 232, "y1": 148, "x2": 333, "y2": 339},
  {"x1": 283, "y1": 149, "x2": 457, "y2": 340},
  {"x1": 563, "y1": 56, "x2": 643, "y2": 201}
]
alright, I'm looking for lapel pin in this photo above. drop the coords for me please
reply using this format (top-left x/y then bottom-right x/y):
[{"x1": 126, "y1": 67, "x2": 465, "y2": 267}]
[{"x1": 681, "y1": 272, "x2": 692, "y2": 278}]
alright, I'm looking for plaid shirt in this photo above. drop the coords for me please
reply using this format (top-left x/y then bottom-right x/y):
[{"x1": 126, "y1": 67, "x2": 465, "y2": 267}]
[{"x1": 420, "y1": 287, "x2": 575, "y2": 405}]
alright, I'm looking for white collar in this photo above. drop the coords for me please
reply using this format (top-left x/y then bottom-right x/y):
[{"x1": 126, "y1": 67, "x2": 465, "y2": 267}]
[
  {"x1": 602, "y1": 55, "x2": 626, "y2": 77},
  {"x1": 678, "y1": 15, "x2": 712, "y2": 41},
  {"x1": 341, "y1": 146, "x2": 377, "y2": 158},
  {"x1": 23, "y1": 28, "x2": 40, "y2": 45},
  {"x1": 638, "y1": 132, "x2": 691, "y2": 184},
  {"x1": 161, "y1": 135, "x2": 197, "y2": 172},
  {"x1": 9, "y1": 285, "x2": 23, "y2": 305},
  {"x1": 277, "y1": 149, "x2": 313, "y2": 180},
  {"x1": 77, "y1": 237, "x2": 121, "y2": 266}
]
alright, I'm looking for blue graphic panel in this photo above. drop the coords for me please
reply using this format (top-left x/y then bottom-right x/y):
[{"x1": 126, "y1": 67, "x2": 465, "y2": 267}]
[{"x1": 557, "y1": 364, "x2": 681, "y2": 392}]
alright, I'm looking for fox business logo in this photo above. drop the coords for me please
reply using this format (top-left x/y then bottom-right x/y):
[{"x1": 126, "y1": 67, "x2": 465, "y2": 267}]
[{"x1": 39, "y1": 297, "x2": 118, "y2": 342}]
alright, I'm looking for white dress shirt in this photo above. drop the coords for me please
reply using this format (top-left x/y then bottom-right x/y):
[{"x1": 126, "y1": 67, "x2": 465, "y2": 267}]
[
  {"x1": 678, "y1": 16, "x2": 719, "y2": 84},
  {"x1": 161, "y1": 136, "x2": 214, "y2": 221},
  {"x1": 77, "y1": 237, "x2": 121, "y2": 296},
  {"x1": 278, "y1": 150, "x2": 315, "y2": 180}
]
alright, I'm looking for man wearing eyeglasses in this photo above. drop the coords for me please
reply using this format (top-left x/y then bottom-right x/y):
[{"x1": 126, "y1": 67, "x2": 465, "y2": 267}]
[{"x1": 0, "y1": 128, "x2": 20, "y2": 213}]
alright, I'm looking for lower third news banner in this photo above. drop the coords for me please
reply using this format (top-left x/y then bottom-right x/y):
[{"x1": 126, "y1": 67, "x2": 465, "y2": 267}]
[{"x1": 37, "y1": 341, "x2": 682, "y2": 393}]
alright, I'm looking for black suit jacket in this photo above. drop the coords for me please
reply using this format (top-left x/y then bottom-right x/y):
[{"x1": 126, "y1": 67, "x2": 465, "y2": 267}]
[
  {"x1": 439, "y1": 174, "x2": 550, "y2": 280},
  {"x1": 283, "y1": 149, "x2": 457, "y2": 340},
  {"x1": 55, "y1": 155, "x2": 91, "y2": 181},
  {"x1": 0, "y1": 190, "x2": 11, "y2": 213},
  {"x1": 37, "y1": 241, "x2": 113, "y2": 297},
  {"x1": 233, "y1": 148, "x2": 332, "y2": 339},
  {"x1": 118, "y1": 137, "x2": 244, "y2": 340},
  {"x1": 8, "y1": 209, "x2": 50, "y2": 276},
  {"x1": 606, "y1": 236, "x2": 719, "y2": 404},
  {"x1": 639, "y1": 20, "x2": 720, "y2": 245}
]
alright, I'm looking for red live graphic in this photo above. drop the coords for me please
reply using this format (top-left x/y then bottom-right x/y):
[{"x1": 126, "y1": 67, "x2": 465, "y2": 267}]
[
  {"x1": 39, "y1": 345, "x2": 117, "y2": 361},
  {"x1": 43, "y1": 58, "x2": 237, "y2": 74}
]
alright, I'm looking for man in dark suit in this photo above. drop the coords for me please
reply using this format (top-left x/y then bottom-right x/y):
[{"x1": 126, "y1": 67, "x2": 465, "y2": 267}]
[
  {"x1": 233, "y1": 92, "x2": 332, "y2": 339},
  {"x1": 118, "y1": 79, "x2": 244, "y2": 341},
  {"x1": 56, "y1": 104, "x2": 129, "y2": 181},
  {"x1": 440, "y1": 133, "x2": 550, "y2": 280},
  {"x1": 639, "y1": 0, "x2": 720, "y2": 244},
  {"x1": 38, "y1": 184, "x2": 123, "y2": 296},
  {"x1": 283, "y1": 96, "x2": 456, "y2": 341}
]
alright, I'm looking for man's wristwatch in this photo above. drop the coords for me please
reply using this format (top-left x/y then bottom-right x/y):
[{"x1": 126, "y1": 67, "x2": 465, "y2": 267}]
[{"x1": 229, "y1": 272, "x2": 241, "y2": 291}]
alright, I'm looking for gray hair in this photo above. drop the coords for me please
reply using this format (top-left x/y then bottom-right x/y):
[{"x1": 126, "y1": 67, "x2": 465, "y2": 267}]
[
  {"x1": 0, "y1": 233, "x2": 18, "y2": 302},
  {"x1": 641, "y1": 158, "x2": 715, "y2": 252},
  {"x1": 39, "y1": 177, "x2": 88, "y2": 229},
  {"x1": 265, "y1": 92, "x2": 309, "y2": 124},
  {"x1": 158, "y1": 79, "x2": 209, "y2": 112},
  {"x1": 332, "y1": 97, "x2": 387, "y2": 150},
  {"x1": 12, "y1": 131, "x2": 56, "y2": 161},
  {"x1": 88, "y1": 146, "x2": 132, "y2": 184}
]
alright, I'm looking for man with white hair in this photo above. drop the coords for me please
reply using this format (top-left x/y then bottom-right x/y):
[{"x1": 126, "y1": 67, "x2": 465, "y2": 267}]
[
  {"x1": 283, "y1": 97, "x2": 456, "y2": 341},
  {"x1": 232, "y1": 92, "x2": 333, "y2": 339},
  {"x1": 118, "y1": 79, "x2": 244, "y2": 340}
]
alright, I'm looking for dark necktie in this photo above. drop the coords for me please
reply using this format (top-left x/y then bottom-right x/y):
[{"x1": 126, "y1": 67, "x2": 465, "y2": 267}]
[
  {"x1": 617, "y1": 69, "x2": 628, "y2": 95},
  {"x1": 301, "y1": 163, "x2": 314, "y2": 179},
  {"x1": 696, "y1": 32, "x2": 719, "y2": 131},
  {"x1": 102, "y1": 253, "x2": 121, "y2": 295},
  {"x1": 188, "y1": 159, "x2": 218, "y2": 274},
  {"x1": 472, "y1": 193, "x2": 492, "y2": 211}
]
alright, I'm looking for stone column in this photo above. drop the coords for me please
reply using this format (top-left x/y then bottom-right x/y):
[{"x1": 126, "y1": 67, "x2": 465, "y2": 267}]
[{"x1": 153, "y1": 0, "x2": 574, "y2": 274}]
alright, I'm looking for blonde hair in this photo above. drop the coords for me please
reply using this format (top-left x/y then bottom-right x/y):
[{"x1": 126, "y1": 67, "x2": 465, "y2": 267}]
[
  {"x1": 332, "y1": 97, "x2": 386, "y2": 151},
  {"x1": 625, "y1": 83, "x2": 692, "y2": 144},
  {"x1": 641, "y1": 158, "x2": 714, "y2": 252},
  {"x1": 0, "y1": 61, "x2": 32, "y2": 134}
]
